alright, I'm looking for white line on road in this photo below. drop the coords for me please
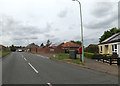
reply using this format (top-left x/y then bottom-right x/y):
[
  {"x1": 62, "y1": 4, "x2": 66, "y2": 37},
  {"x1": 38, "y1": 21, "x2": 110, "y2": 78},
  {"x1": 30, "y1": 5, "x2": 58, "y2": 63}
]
[
  {"x1": 28, "y1": 63, "x2": 39, "y2": 73},
  {"x1": 47, "y1": 83, "x2": 52, "y2": 86},
  {"x1": 37, "y1": 55, "x2": 49, "y2": 59},
  {"x1": 24, "y1": 58, "x2": 27, "y2": 61}
]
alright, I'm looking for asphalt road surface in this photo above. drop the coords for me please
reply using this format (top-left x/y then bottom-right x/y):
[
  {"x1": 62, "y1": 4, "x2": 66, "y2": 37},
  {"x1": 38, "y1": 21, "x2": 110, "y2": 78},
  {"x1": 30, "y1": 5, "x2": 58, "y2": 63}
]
[{"x1": 2, "y1": 52, "x2": 118, "y2": 84}]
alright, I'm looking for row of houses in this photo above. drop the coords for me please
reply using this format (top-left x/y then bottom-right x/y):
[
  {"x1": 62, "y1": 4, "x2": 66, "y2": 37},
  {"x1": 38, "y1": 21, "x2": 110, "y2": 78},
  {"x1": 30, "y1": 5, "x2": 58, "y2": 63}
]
[
  {"x1": 98, "y1": 32, "x2": 120, "y2": 57},
  {"x1": 0, "y1": 45, "x2": 8, "y2": 51},
  {"x1": 25, "y1": 42, "x2": 81, "y2": 54},
  {"x1": 25, "y1": 32, "x2": 120, "y2": 57}
]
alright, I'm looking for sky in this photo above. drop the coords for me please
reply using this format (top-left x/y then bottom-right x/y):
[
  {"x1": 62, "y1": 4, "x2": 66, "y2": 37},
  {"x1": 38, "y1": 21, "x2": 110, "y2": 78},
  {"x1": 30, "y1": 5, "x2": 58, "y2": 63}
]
[{"x1": 0, "y1": 0, "x2": 119, "y2": 47}]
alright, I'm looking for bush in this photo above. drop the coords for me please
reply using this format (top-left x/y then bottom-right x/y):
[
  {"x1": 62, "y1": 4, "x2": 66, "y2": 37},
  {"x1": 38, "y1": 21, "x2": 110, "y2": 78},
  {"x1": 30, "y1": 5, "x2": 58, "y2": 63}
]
[
  {"x1": 85, "y1": 46, "x2": 99, "y2": 53},
  {"x1": 84, "y1": 52, "x2": 101, "y2": 59},
  {"x1": 84, "y1": 52, "x2": 94, "y2": 59}
]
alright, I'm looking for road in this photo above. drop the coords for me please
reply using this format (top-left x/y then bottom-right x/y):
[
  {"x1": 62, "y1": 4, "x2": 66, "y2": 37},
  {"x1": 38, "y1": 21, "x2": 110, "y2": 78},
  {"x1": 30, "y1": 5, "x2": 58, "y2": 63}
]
[{"x1": 2, "y1": 52, "x2": 118, "y2": 85}]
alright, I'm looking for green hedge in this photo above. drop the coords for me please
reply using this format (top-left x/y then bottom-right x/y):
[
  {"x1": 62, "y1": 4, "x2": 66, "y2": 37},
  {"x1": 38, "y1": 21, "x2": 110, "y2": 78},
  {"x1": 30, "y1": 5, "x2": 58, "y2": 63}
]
[{"x1": 84, "y1": 52, "x2": 95, "y2": 59}]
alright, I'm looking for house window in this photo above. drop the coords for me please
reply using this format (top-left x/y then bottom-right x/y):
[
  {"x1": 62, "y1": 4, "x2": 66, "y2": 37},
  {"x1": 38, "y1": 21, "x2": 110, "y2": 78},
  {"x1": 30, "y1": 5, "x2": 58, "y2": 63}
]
[
  {"x1": 112, "y1": 44, "x2": 117, "y2": 53},
  {"x1": 100, "y1": 46, "x2": 102, "y2": 53},
  {"x1": 115, "y1": 44, "x2": 117, "y2": 49},
  {"x1": 112, "y1": 45, "x2": 114, "y2": 51}
]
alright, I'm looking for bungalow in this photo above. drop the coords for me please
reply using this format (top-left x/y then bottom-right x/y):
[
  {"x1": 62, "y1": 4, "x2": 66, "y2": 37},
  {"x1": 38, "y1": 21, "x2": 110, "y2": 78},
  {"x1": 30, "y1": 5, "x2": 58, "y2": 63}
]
[
  {"x1": 62, "y1": 42, "x2": 81, "y2": 52},
  {"x1": 0, "y1": 45, "x2": 8, "y2": 51},
  {"x1": 98, "y1": 32, "x2": 120, "y2": 57},
  {"x1": 26, "y1": 43, "x2": 39, "y2": 53},
  {"x1": 37, "y1": 42, "x2": 64, "y2": 54}
]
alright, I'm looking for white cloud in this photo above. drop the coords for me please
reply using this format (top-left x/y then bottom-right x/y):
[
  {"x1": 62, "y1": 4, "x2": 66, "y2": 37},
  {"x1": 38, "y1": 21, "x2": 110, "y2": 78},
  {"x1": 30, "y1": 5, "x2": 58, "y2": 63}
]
[{"x1": 0, "y1": 0, "x2": 118, "y2": 46}]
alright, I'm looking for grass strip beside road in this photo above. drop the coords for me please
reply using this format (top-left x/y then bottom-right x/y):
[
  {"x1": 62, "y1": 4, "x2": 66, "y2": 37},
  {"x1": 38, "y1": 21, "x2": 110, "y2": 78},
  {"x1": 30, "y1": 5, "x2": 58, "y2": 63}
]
[
  {"x1": 51, "y1": 53, "x2": 85, "y2": 65},
  {"x1": 0, "y1": 51, "x2": 10, "y2": 56}
]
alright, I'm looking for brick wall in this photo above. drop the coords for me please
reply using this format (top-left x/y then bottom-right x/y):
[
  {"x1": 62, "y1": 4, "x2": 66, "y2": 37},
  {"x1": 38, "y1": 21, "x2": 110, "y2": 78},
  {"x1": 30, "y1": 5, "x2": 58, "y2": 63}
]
[
  {"x1": 37, "y1": 47, "x2": 64, "y2": 54},
  {"x1": 30, "y1": 48, "x2": 37, "y2": 53}
]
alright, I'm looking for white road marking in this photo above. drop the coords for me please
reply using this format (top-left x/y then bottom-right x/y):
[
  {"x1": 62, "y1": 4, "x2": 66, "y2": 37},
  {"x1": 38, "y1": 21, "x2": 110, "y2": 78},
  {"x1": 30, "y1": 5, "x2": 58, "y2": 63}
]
[
  {"x1": 37, "y1": 55, "x2": 49, "y2": 59},
  {"x1": 47, "y1": 83, "x2": 52, "y2": 86},
  {"x1": 24, "y1": 58, "x2": 27, "y2": 61},
  {"x1": 28, "y1": 63, "x2": 39, "y2": 73}
]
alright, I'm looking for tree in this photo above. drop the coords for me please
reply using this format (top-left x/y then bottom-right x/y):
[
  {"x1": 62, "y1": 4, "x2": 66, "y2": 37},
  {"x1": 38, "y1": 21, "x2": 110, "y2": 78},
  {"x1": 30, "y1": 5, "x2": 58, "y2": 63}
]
[
  {"x1": 10, "y1": 44, "x2": 16, "y2": 52},
  {"x1": 40, "y1": 43, "x2": 44, "y2": 46},
  {"x1": 46, "y1": 40, "x2": 52, "y2": 47},
  {"x1": 70, "y1": 40, "x2": 82, "y2": 45},
  {"x1": 99, "y1": 27, "x2": 120, "y2": 43}
]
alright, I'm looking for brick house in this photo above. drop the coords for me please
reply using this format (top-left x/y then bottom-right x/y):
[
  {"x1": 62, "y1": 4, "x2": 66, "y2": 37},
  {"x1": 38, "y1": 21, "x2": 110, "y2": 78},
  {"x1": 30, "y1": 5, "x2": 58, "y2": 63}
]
[
  {"x1": 37, "y1": 42, "x2": 64, "y2": 54},
  {"x1": 62, "y1": 42, "x2": 81, "y2": 52},
  {"x1": 0, "y1": 45, "x2": 8, "y2": 51},
  {"x1": 26, "y1": 43, "x2": 39, "y2": 53}
]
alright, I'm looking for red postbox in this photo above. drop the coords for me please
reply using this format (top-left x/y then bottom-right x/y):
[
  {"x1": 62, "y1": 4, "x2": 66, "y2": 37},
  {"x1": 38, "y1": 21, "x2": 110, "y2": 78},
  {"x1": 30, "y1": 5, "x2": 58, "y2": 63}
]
[{"x1": 79, "y1": 47, "x2": 82, "y2": 54}]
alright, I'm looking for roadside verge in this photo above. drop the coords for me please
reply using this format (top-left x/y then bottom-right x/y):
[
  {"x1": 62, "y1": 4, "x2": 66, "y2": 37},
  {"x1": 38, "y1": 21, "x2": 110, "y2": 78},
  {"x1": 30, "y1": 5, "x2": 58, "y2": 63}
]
[{"x1": 50, "y1": 53, "x2": 118, "y2": 76}]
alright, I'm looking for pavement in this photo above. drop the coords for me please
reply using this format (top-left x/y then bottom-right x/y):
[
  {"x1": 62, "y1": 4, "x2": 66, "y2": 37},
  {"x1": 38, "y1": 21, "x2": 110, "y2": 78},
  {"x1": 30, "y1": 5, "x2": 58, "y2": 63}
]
[
  {"x1": 2, "y1": 52, "x2": 118, "y2": 85},
  {"x1": 83, "y1": 56, "x2": 118, "y2": 76}
]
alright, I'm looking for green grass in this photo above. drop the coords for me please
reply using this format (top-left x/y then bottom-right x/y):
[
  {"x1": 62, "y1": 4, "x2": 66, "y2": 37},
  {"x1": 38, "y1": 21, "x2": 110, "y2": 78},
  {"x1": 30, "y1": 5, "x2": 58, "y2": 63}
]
[
  {"x1": 0, "y1": 51, "x2": 10, "y2": 56},
  {"x1": 52, "y1": 53, "x2": 69, "y2": 60},
  {"x1": 51, "y1": 53, "x2": 85, "y2": 65}
]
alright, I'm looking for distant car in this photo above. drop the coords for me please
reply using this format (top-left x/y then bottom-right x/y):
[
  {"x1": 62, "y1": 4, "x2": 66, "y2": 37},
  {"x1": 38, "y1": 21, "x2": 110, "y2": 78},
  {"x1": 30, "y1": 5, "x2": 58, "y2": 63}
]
[{"x1": 17, "y1": 49, "x2": 23, "y2": 52}]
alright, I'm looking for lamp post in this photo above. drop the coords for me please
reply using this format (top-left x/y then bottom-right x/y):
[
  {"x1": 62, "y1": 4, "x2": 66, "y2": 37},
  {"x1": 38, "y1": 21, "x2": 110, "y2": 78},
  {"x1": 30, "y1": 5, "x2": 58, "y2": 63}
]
[{"x1": 72, "y1": 0, "x2": 84, "y2": 63}]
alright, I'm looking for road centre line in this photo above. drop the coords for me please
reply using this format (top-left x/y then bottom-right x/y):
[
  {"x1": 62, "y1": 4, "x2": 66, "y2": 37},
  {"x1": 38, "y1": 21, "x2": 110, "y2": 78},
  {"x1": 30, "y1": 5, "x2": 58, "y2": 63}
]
[
  {"x1": 24, "y1": 58, "x2": 27, "y2": 61},
  {"x1": 28, "y1": 63, "x2": 39, "y2": 73}
]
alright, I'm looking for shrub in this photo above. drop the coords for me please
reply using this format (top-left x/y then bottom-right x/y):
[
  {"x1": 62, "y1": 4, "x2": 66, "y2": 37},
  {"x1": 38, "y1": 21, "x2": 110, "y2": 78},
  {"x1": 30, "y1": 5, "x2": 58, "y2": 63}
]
[
  {"x1": 84, "y1": 52, "x2": 94, "y2": 59},
  {"x1": 85, "y1": 46, "x2": 99, "y2": 53},
  {"x1": 84, "y1": 52, "x2": 102, "y2": 59}
]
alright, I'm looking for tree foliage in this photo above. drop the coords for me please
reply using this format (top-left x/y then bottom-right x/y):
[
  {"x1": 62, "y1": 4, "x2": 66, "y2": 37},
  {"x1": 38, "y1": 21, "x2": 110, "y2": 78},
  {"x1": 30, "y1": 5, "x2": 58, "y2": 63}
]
[
  {"x1": 99, "y1": 27, "x2": 120, "y2": 43},
  {"x1": 70, "y1": 40, "x2": 82, "y2": 45},
  {"x1": 46, "y1": 40, "x2": 52, "y2": 47},
  {"x1": 85, "y1": 45, "x2": 99, "y2": 53},
  {"x1": 10, "y1": 45, "x2": 16, "y2": 52},
  {"x1": 40, "y1": 43, "x2": 44, "y2": 46}
]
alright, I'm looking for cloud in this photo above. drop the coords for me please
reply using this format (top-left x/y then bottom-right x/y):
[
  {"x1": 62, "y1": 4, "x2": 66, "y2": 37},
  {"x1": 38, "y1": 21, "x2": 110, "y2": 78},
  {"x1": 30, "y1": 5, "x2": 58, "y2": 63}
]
[
  {"x1": 91, "y1": 2, "x2": 115, "y2": 18},
  {"x1": 57, "y1": 9, "x2": 68, "y2": 18},
  {"x1": 44, "y1": 34, "x2": 55, "y2": 38},
  {"x1": 1, "y1": 15, "x2": 54, "y2": 46},
  {"x1": 84, "y1": 2, "x2": 118, "y2": 29},
  {"x1": 85, "y1": 14, "x2": 118, "y2": 29}
]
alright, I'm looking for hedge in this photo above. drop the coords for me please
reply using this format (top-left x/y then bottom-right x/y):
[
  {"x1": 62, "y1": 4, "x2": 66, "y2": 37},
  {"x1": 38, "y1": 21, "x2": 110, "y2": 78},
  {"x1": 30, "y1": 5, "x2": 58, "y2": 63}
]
[{"x1": 84, "y1": 52, "x2": 95, "y2": 59}]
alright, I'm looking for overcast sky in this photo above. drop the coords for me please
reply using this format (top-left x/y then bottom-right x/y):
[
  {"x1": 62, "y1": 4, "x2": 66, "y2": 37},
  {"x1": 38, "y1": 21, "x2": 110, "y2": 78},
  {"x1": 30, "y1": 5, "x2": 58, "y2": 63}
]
[{"x1": 0, "y1": 0, "x2": 119, "y2": 46}]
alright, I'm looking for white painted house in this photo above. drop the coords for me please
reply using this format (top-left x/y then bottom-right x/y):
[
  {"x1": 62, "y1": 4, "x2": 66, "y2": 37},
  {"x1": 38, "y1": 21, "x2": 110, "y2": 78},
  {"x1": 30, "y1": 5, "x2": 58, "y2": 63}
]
[{"x1": 98, "y1": 32, "x2": 120, "y2": 57}]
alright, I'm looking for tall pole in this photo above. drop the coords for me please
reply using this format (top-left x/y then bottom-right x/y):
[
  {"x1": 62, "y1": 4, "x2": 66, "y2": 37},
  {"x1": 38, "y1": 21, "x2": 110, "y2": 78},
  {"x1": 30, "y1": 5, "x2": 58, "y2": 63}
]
[{"x1": 72, "y1": 0, "x2": 84, "y2": 63}]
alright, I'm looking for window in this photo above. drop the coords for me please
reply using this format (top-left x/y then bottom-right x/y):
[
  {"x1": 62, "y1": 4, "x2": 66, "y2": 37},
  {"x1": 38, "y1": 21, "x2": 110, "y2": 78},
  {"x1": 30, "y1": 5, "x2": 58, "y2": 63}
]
[
  {"x1": 100, "y1": 46, "x2": 102, "y2": 53},
  {"x1": 112, "y1": 44, "x2": 117, "y2": 53},
  {"x1": 112, "y1": 45, "x2": 114, "y2": 51},
  {"x1": 115, "y1": 44, "x2": 117, "y2": 49}
]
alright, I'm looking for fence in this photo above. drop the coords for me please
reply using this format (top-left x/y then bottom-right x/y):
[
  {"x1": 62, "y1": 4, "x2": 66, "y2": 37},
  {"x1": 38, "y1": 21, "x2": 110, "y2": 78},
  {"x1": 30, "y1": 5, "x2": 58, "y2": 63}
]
[{"x1": 94, "y1": 54, "x2": 120, "y2": 66}]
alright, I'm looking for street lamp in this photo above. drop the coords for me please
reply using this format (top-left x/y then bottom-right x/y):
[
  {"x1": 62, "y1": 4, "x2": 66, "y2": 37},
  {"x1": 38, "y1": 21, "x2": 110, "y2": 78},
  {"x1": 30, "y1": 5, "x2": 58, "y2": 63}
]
[{"x1": 72, "y1": 0, "x2": 84, "y2": 63}]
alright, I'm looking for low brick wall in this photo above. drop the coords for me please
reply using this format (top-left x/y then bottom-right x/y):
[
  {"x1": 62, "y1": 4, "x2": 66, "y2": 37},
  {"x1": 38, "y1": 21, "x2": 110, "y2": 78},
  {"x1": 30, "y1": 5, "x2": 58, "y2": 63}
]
[
  {"x1": 30, "y1": 48, "x2": 37, "y2": 53},
  {"x1": 37, "y1": 47, "x2": 64, "y2": 54}
]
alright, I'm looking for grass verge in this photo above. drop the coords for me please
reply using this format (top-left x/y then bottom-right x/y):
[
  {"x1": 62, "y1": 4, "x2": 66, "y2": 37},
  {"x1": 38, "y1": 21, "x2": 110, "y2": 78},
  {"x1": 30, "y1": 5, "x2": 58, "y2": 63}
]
[
  {"x1": 51, "y1": 53, "x2": 85, "y2": 65},
  {"x1": 0, "y1": 51, "x2": 10, "y2": 56}
]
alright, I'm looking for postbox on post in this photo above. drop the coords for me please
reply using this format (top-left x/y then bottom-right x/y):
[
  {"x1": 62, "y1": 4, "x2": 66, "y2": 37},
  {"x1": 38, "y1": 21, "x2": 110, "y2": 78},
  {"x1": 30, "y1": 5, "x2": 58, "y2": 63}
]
[{"x1": 79, "y1": 47, "x2": 82, "y2": 54}]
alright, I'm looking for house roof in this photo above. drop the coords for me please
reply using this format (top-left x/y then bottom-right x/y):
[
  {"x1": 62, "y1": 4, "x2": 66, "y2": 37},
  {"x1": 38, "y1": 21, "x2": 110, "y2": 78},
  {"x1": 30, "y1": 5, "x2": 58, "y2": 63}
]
[
  {"x1": 62, "y1": 42, "x2": 81, "y2": 48},
  {"x1": 50, "y1": 42, "x2": 64, "y2": 48},
  {"x1": 0, "y1": 45, "x2": 6, "y2": 49},
  {"x1": 99, "y1": 32, "x2": 120, "y2": 45},
  {"x1": 26, "y1": 43, "x2": 39, "y2": 49}
]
